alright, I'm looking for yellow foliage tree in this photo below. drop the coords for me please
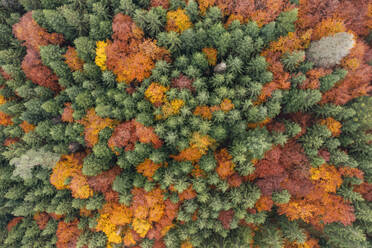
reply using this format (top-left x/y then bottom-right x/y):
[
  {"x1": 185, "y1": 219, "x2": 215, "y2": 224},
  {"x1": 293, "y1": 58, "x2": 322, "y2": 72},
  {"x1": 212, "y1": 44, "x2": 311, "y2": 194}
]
[
  {"x1": 166, "y1": 9, "x2": 193, "y2": 33},
  {"x1": 145, "y1": 82, "x2": 169, "y2": 107},
  {"x1": 95, "y1": 40, "x2": 109, "y2": 71},
  {"x1": 202, "y1": 47, "x2": 217, "y2": 66}
]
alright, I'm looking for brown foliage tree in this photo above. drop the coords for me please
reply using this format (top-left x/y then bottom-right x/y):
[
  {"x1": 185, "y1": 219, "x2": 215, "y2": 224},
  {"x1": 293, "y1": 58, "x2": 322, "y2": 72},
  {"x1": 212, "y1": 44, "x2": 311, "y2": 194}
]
[{"x1": 56, "y1": 219, "x2": 81, "y2": 248}]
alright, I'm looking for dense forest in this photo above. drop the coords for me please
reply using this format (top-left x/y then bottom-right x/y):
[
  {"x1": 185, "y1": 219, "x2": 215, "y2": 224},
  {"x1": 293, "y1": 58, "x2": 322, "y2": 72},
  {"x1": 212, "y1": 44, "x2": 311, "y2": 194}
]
[{"x1": 0, "y1": 0, "x2": 371, "y2": 247}]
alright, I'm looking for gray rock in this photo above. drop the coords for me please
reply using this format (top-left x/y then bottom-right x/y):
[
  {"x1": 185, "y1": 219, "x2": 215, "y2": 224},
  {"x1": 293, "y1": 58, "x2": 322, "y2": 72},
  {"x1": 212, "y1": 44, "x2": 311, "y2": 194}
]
[{"x1": 214, "y1": 62, "x2": 227, "y2": 73}]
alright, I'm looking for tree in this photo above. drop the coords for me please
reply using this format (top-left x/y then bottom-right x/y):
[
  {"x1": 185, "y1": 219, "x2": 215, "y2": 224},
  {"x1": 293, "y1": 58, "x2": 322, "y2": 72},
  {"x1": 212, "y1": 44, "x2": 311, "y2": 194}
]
[{"x1": 307, "y1": 32, "x2": 355, "y2": 68}]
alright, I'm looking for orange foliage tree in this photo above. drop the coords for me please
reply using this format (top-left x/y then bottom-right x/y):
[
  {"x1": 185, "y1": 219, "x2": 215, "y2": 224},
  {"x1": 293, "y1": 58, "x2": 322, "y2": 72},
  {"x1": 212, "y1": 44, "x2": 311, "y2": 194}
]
[
  {"x1": 145, "y1": 82, "x2": 169, "y2": 107},
  {"x1": 19, "y1": 121, "x2": 35, "y2": 133},
  {"x1": 78, "y1": 108, "x2": 117, "y2": 148},
  {"x1": 215, "y1": 148, "x2": 235, "y2": 179},
  {"x1": 299, "y1": 68, "x2": 332, "y2": 90},
  {"x1": 50, "y1": 153, "x2": 93, "y2": 199},
  {"x1": 137, "y1": 159, "x2": 162, "y2": 180},
  {"x1": 255, "y1": 195, "x2": 274, "y2": 212},
  {"x1": 12, "y1": 12, "x2": 64, "y2": 52},
  {"x1": 0, "y1": 95, "x2": 13, "y2": 126},
  {"x1": 6, "y1": 217, "x2": 23, "y2": 232},
  {"x1": 96, "y1": 202, "x2": 133, "y2": 244},
  {"x1": 171, "y1": 132, "x2": 216, "y2": 162},
  {"x1": 193, "y1": 99, "x2": 235, "y2": 120},
  {"x1": 197, "y1": 0, "x2": 216, "y2": 15},
  {"x1": 319, "y1": 117, "x2": 342, "y2": 136},
  {"x1": 108, "y1": 119, "x2": 163, "y2": 152},
  {"x1": 202, "y1": 47, "x2": 218, "y2": 66},
  {"x1": 96, "y1": 187, "x2": 180, "y2": 246},
  {"x1": 311, "y1": 18, "x2": 346, "y2": 41},
  {"x1": 320, "y1": 40, "x2": 372, "y2": 105},
  {"x1": 105, "y1": 14, "x2": 170, "y2": 84},
  {"x1": 320, "y1": 63, "x2": 372, "y2": 105},
  {"x1": 64, "y1": 46, "x2": 84, "y2": 71}
]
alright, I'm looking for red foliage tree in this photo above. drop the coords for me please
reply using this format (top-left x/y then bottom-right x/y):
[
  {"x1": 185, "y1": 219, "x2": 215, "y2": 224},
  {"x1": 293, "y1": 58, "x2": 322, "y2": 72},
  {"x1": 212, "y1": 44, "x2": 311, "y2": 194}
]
[
  {"x1": 34, "y1": 212, "x2": 50, "y2": 230},
  {"x1": 6, "y1": 217, "x2": 23, "y2": 232},
  {"x1": 278, "y1": 164, "x2": 355, "y2": 228},
  {"x1": 227, "y1": 173, "x2": 243, "y2": 187},
  {"x1": 151, "y1": 0, "x2": 169, "y2": 9},
  {"x1": 320, "y1": 64, "x2": 372, "y2": 105},
  {"x1": 13, "y1": 12, "x2": 64, "y2": 92},
  {"x1": 254, "y1": 146, "x2": 282, "y2": 178},
  {"x1": 255, "y1": 58, "x2": 290, "y2": 104},
  {"x1": 252, "y1": 140, "x2": 314, "y2": 198},
  {"x1": 21, "y1": 49, "x2": 61, "y2": 92},
  {"x1": 87, "y1": 166, "x2": 121, "y2": 202},
  {"x1": 266, "y1": 121, "x2": 286, "y2": 133},
  {"x1": 296, "y1": 0, "x2": 340, "y2": 31},
  {"x1": 297, "y1": 0, "x2": 370, "y2": 37},
  {"x1": 218, "y1": 209, "x2": 234, "y2": 229},
  {"x1": 289, "y1": 112, "x2": 313, "y2": 138},
  {"x1": 215, "y1": 0, "x2": 293, "y2": 26},
  {"x1": 171, "y1": 74, "x2": 195, "y2": 92},
  {"x1": 335, "y1": 0, "x2": 371, "y2": 37},
  {"x1": 354, "y1": 183, "x2": 372, "y2": 201},
  {"x1": 108, "y1": 120, "x2": 137, "y2": 151},
  {"x1": 134, "y1": 120, "x2": 163, "y2": 149},
  {"x1": 0, "y1": 67, "x2": 11, "y2": 81}
]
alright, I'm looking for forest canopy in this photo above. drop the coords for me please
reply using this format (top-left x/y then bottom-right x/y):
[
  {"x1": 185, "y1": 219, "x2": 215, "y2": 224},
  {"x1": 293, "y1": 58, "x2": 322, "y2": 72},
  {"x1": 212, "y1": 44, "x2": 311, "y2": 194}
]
[{"x1": 0, "y1": 0, "x2": 371, "y2": 247}]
